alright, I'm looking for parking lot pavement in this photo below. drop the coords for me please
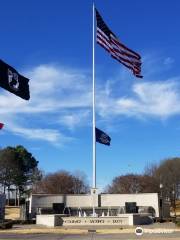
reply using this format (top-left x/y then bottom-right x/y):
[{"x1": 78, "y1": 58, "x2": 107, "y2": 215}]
[
  {"x1": 0, "y1": 222, "x2": 179, "y2": 240},
  {"x1": 0, "y1": 232, "x2": 180, "y2": 240}
]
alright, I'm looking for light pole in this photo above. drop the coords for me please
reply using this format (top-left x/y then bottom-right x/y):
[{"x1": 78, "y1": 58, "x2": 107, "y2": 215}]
[{"x1": 159, "y1": 183, "x2": 163, "y2": 222}]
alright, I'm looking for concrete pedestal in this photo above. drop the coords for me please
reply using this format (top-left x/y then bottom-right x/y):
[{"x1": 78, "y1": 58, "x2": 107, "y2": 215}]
[{"x1": 36, "y1": 214, "x2": 152, "y2": 227}]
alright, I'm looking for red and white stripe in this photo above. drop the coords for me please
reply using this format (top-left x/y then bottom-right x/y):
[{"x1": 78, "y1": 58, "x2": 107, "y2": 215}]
[
  {"x1": 96, "y1": 21, "x2": 142, "y2": 78},
  {"x1": 97, "y1": 27, "x2": 113, "y2": 53}
]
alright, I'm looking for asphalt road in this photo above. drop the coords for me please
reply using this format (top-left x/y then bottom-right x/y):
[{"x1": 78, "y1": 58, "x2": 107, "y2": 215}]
[{"x1": 0, "y1": 232, "x2": 180, "y2": 240}]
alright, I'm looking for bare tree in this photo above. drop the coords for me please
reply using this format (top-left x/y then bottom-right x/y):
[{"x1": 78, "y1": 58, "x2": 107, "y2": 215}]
[
  {"x1": 33, "y1": 170, "x2": 89, "y2": 194},
  {"x1": 144, "y1": 163, "x2": 158, "y2": 177},
  {"x1": 105, "y1": 174, "x2": 158, "y2": 194},
  {"x1": 143, "y1": 157, "x2": 180, "y2": 207},
  {"x1": 72, "y1": 171, "x2": 90, "y2": 194},
  {"x1": 154, "y1": 158, "x2": 180, "y2": 202}
]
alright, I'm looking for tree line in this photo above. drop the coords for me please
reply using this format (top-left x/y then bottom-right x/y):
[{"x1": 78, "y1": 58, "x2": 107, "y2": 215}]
[
  {"x1": 106, "y1": 157, "x2": 180, "y2": 205},
  {"x1": 0, "y1": 145, "x2": 179, "y2": 206},
  {"x1": 0, "y1": 145, "x2": 41, "y2": 205},
  {"x1": 33, "y1": 170, "x2": 89, "y2": 194},
  {"x1": 0, "y1": 146, "x2": 89, "y2": 205}
]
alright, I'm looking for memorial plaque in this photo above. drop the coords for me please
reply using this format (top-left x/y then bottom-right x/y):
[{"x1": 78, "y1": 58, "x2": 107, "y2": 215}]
[
  {"x1": 125, "y1": 202, "x2": 138, "y2": 213},
  {"x1": 53, "y1": 203, "x2": 64, "y2": 214}
]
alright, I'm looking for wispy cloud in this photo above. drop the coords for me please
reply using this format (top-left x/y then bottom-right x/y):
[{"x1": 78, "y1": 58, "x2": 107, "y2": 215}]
[
  {"x1": 1, "y1": 56, "x2": 180, "y2": 145},
  {"x1": 0, "y1": 64, "x2": 92, "y2": 145},
  {"x1": 163, "y1": 57, "x2": 174, "y2": 67},
  {"x1": 97, "y1": 79, "x2": 180, "y2": 119},
  {"x1": 0, "y1": 64, "x2": 91, "y2": 114},
  {"x1": 9, "y1": 125, "x2": 72, "y2": 146},
  {"x1": 57, "y1": 110, "x2": 90, "y2": 130}
]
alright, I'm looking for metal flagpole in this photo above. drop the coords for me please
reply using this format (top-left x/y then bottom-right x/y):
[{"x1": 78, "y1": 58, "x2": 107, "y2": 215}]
[
  {"x1": 92, "y1": 2, "x2": 96, "y2": 190},
  {"x1": 92, "y1": 2, "x2": 97, "y2": 218}
]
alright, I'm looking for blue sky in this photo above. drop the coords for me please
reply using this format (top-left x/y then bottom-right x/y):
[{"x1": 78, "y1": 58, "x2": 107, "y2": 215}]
[{"x1": 1, "y1": 0, "x2": 180, "y2": 190}]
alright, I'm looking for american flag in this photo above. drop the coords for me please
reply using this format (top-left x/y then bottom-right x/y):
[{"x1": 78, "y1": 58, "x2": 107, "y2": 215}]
[{"x1": 96, "y1": 9, "x2": 142, "y2": 78}]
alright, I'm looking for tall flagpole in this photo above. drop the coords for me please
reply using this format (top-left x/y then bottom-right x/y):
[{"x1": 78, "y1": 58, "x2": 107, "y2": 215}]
[{"x1": 92, "y1": 2, "x2": 96, "y2": 189}]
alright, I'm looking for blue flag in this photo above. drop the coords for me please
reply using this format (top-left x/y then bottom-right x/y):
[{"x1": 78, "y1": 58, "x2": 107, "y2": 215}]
[{"x1": 96, "y1": 127, "x2": 111, "y2": 146}]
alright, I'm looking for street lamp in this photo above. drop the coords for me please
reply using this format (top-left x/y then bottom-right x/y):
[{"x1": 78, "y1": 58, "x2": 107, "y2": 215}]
[{"x1": 159, "y1": 183, "x2": 163, "y2": 222}]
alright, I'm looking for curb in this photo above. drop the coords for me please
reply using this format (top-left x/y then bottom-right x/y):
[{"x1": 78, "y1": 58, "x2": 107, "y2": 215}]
[
  {"x1": 0, "y1": 227, "x2": 179, "y2": 235},
  {"x1": 0, "y1": 228, "x2": 88, "y2": 235}
]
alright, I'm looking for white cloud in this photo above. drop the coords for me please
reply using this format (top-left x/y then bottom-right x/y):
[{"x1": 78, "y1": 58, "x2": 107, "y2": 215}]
[
  {"x1": 1, "y1": 114, "x2": 73, "y2": 146},
  {"x1": 133, "y1": 81, "x2": 179, "y2": 117},
  {"x1": 97, "y1": 80, "x2": 180, "y2": 119},
  {"x1": 9, "y1": 125, "x2": 72, "y2": 145},
  {"x1": 1, "y1": 59, "x2": 180, "y2": 145},
  {"x1": 57, "y1": 110, "x2": 90, "y2": 130},
  {"x1": 164, "y1": 57, "x2": 174, "y2": 66},
  {"x1": 0, "y1": 64, "x2": 91, "y2": 114},
  {"x1": 0, "y1": 64, "x2": 91, "y2": 145}
]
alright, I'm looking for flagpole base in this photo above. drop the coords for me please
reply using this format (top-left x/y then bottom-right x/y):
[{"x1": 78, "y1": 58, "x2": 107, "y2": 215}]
[
  {"x1": 91, "y1": 188, "x2": 98, "y2": 195},
  {"x1": 91, "y1": 188, "x2": 98, "y2": 217}
]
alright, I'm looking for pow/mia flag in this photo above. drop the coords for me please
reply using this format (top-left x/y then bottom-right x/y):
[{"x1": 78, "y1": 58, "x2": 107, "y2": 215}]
[
  {"x1": 95, "y1": 127, "x2": 111, "y2": 146},
  {"x1": 0, "y1": 59, "x2": 30, "y2": 100}
]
